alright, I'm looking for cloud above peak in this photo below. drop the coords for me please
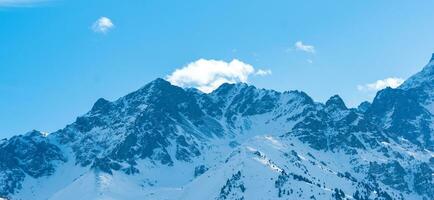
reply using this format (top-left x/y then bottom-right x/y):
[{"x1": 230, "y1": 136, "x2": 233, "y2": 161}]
[
  {"x1": 92, "y1": 17, "x2": 114, "y2": 33},
  {"x1": 357, "y1": 77, "x2": 404, "y2": 92},
  {"x1": 295, "y1": 41, "x2": 315, "y2": 53},
  {"x1": 166, "y1": 59, "x2": 271, "y2": 93}
]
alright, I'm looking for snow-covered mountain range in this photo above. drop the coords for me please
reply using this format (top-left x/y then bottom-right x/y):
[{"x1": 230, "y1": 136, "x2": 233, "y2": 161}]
[{"x1": 1, "y1": 54, "x2": 433, "y2": 200}]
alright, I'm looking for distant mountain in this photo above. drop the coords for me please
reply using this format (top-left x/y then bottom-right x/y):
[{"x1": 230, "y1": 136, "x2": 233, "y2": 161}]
[{"x1": 0, "y1": 55, "x2": 433, "y2": 200}]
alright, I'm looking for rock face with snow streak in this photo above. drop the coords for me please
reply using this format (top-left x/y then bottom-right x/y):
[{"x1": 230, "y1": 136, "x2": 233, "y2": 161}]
[{"x1": 0, "y1": 55, "x2": 433, "y2": 200}]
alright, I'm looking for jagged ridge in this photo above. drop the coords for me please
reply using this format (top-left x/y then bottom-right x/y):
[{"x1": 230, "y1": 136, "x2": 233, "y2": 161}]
[{"x1": 0, "y1": 55, "x2": 433, "y2": 200}]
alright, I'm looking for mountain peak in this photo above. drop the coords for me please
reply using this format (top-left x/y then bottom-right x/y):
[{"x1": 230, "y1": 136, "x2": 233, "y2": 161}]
[
  {"x1": 90, "y1": 98, "x2": 112, "y2": 114},
  {"x1": 150, "y1": 78, "x2": 171, "y2": 87},
  {"x1": 357, "y1": 101, "x2": 371, "y2": 113},
  {"x1": 212, "y1": 82, "x2": 249, "y2": 96},
  {"x1": 129, "y1": 78, "x2": 176, "y2": 97},
  {"x1": 399, "y1": 53, "x2": 434, "y2": 90},
  {"x1": 24, "y1": 130, "x2": 44, "y2": 138},
  {"x1": 325, "y1": 95, "x2": 347, "y2": 110}
]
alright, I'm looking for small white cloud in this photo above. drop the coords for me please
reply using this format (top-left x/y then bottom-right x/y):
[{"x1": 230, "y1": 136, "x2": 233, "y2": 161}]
[
  {"x1": 295, "y1": 41, "x2": 315, "y2": 53},
  {"x1": 166, "y1": 59, "x2": 270, "y2": 93},
  {"x1": 357, "y1": 77, "x2": 404, "y2": 92},
  {"x1": 92, "y1": 17, "x2": 114, "y2": 33},
  {"x1": 255, "y1": 69, "x2": 272, "y2": 76},
  {"x1": 307, "y1": 59, "x2": 313, "y2": 64}
]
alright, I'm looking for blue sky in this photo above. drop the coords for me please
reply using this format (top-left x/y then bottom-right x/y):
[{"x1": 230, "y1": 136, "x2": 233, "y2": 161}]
[{"x1": 1, "y1": 0, "x2": 434, "y2": 138}]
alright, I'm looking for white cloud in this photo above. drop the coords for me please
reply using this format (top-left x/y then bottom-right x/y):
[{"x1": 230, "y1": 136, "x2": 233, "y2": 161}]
[
  {"x1": 92, "y1": 17, "x2": 114, "y2": 33},
  {"x1": 357, "y1": 77, "x2": 404, "y2": 92},
  {"x1": 0, "y1": 0, "x2": 50, "y2": 7},
  {"x1": 255, "y1": 69, "x2": 272, "y2": 76},
  {"x1": 295, "y1": 41, "x2": 315, "y2": 53},
  {"x1": 166, "y1": 59, "x2": 271, "y2": 93}
]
